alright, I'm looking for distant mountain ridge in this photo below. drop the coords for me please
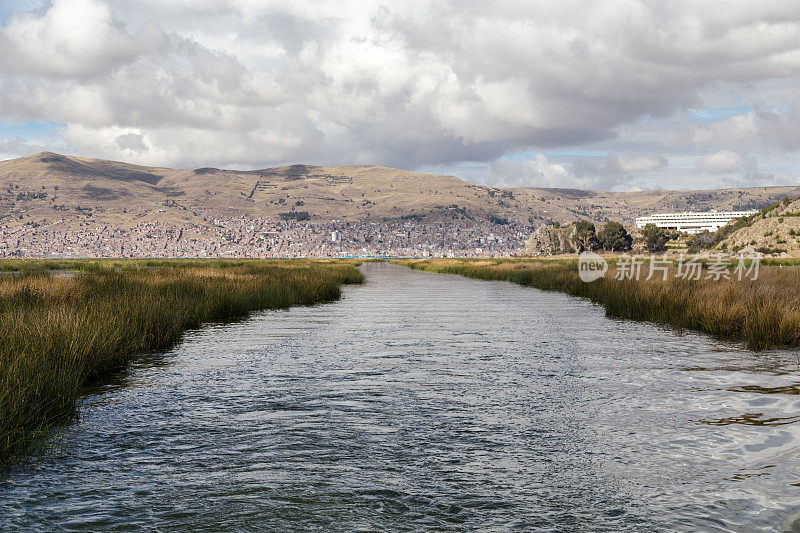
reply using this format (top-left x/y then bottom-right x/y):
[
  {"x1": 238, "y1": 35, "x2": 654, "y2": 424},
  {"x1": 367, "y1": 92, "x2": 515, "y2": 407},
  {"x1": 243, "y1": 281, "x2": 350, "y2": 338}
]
[{"x1": 2, "y1": 152, "x2": 799, "y2": 229}]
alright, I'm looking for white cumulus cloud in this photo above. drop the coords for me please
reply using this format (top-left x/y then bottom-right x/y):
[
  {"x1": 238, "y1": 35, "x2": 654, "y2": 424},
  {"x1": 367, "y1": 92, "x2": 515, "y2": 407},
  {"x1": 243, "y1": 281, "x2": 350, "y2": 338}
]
[
  {"x1": 606, "y1": 152, "x2": 668, "y2": 174},
  {"x1": 0, "y1": 0, "x2": 166, "y2": 76},
  {"x1": 695, "y1": 150, "x2": 754, "y2": 173},
  {"x1": 491, "y1": 154, "x2": 594, "y2": 188}
]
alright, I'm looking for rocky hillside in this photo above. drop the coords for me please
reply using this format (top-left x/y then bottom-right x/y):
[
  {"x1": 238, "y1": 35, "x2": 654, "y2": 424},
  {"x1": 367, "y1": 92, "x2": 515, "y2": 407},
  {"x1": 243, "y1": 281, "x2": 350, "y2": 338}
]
[
  {"x1": 2, "y1": 152, "x2": 799, "y2": 230},
  {"x1": 717, "y1": 197, "x2": 800, "y2": 256}
]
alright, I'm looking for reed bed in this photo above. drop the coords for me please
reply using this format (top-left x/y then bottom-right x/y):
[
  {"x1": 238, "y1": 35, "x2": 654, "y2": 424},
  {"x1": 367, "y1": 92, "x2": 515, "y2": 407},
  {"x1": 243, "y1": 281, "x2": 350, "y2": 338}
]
[
  {"x1": 395, "y1": 258, "x2": 800, "y2": 352},
  {"x1": 0, "y1": 259, "x2": 363, "y2": 466}
]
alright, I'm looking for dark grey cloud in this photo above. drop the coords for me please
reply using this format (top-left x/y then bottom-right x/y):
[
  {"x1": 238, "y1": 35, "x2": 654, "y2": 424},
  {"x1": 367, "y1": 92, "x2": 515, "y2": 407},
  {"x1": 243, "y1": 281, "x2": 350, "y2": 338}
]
[{"x1": 114, "y1": 132, "x2": 146, "y2": 152}]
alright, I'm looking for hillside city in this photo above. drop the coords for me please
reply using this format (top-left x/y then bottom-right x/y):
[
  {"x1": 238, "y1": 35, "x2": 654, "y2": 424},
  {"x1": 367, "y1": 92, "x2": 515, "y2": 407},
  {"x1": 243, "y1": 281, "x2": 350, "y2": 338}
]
[{"x1": 0, "y1": 218, "x2": 531, "y2": 258}]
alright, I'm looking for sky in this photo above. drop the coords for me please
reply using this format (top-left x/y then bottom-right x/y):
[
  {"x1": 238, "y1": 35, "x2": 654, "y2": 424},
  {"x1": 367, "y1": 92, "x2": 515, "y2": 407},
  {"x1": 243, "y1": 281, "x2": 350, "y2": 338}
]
[{"x1": 1, "y1": 0, "x2": 799, "y2": 191}]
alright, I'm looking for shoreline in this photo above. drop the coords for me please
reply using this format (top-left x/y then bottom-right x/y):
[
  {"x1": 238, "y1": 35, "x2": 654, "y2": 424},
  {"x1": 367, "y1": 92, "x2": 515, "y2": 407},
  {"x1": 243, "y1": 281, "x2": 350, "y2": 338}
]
[{"x1": 394, "y1": 258, "x2": 800, "y2": 352}]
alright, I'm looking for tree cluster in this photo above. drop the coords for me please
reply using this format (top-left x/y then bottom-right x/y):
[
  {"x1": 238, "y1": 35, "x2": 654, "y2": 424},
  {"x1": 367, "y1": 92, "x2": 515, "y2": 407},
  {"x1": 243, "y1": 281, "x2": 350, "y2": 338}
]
[
  {"x1": 640, "y1": 223, "x2": 671, "y2": 253},
  {"x1": 525, "y1": 219, "x2": 633, "y2": 255},
  {"x1": 574, "y1": 220, "x2": 633, "y2": 252}
]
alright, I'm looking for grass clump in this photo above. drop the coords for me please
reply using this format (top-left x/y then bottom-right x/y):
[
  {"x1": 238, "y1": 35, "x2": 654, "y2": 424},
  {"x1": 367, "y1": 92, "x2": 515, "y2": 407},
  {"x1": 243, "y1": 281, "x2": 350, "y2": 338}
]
[
  {"x1": 394, "y1": 258, "x2": 800, "y2": 352},
  {"x1": 0, "y1": 259, "x2": 363, "y2": 466}
]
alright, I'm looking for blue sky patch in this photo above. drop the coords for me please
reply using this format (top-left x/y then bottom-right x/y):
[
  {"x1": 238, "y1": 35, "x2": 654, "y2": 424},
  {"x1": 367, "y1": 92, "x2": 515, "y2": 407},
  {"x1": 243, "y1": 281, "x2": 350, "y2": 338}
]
[
  {"x1": 689, "y1": 106, "x2": 752, "y2": 122},
  {"x1": 0, "y1": 0, "x2": 44, "y2": 24},
  {"x1": 0, "y1": 119, "x2": 66, "y2": 142}
]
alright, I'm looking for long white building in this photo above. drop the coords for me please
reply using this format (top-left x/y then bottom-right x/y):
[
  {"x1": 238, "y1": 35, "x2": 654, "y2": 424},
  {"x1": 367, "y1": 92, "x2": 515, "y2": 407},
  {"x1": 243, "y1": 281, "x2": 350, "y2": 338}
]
[{"x1": 635, "y1": 210, "x2": 757, "y2": 234}]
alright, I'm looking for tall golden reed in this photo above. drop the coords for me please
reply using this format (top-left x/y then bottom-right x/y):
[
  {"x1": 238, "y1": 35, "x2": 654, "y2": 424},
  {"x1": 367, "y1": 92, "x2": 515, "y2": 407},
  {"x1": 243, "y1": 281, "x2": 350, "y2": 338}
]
[{"x1": 0, "y1": 259, "x2": 363, "y2": 465}]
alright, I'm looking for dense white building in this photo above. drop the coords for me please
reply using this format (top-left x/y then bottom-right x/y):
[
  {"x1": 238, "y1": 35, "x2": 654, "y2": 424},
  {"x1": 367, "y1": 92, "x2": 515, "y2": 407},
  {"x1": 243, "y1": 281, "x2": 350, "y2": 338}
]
[{"x1": 634, "y1": 210, "x2": 757, "y2": 234}]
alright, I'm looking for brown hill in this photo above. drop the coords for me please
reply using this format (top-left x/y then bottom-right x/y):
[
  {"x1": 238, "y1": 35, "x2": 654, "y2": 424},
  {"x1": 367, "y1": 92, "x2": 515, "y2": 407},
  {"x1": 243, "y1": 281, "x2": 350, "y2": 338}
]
[
  {"x1": 2, "y1": 152, "x2": 799, "y2": 229},
  {"x1": 715, "y1": 197, "x2": 800, "y2": 256}
]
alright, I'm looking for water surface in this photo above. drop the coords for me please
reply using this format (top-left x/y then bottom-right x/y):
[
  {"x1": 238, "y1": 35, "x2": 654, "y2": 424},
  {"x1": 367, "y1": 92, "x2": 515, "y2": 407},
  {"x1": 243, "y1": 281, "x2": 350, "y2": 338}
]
[{"x1": 3, "y1": 263, "x2": 800, "y2": 531}]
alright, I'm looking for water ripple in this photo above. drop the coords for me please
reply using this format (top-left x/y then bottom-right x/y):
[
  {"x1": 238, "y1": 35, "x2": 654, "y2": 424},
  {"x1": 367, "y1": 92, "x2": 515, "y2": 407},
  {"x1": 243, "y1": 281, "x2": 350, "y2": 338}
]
[{"x1": 2, "y1": 263, "x2": 800, "y2": 532}]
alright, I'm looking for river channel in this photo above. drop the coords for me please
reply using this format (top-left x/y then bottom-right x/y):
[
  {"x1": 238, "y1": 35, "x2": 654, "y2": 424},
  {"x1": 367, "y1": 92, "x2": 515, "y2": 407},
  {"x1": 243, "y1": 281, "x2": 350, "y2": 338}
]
[{"x1": 2, "y1": 263, "x2": 800, "y2": 531}]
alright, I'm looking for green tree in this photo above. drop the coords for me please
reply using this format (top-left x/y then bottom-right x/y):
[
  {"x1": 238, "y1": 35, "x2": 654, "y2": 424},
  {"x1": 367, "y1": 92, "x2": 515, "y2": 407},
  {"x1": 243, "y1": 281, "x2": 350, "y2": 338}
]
[
  {"x1": 573, "y1": 220, "x2": 598, "y2": 251},
  {"x1": 597, "y1": 221, "x2": 633, "y2": 252},
  {"x1": 686, "y1": 230, "x2": 716, "y2": 253},
  {"x1": 641, "y1": 223, "x2": 670, "y2": 253}
]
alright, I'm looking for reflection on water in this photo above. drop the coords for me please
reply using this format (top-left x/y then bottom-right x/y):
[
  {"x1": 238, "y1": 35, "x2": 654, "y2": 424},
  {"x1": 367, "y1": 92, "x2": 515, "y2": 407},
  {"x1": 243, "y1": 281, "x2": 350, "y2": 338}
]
[
  {"x1": 728, "y1": 383, "x2": 800, "y2": 395},
  {"x1": 698, "y1": 413, "x2": 800, "y2": 427},
  {"x1": 2, "y1": 262, "x2": 800, "y2": 532}
]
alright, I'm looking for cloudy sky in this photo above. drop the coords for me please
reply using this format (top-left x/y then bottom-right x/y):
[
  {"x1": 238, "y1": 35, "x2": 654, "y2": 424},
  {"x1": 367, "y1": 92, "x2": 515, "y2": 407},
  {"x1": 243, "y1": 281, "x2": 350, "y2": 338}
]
[{"x1": 1, "y1": 0, "x2": 799, "y2": 190}]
